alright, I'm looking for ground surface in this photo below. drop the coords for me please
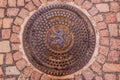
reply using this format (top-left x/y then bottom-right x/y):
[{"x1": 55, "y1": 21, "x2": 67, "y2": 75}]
[{"x1": 0, "y1": 0, "x2": 120, "y2": 80}]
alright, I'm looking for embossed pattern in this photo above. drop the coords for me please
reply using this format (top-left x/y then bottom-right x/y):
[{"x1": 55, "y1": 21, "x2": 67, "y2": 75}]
[
  {"x1": 46, "y1": 25, "x2": 74, "y2": 53},
  {"x1": 23, "y1": 4, "x2": 96, "y2": 76}
]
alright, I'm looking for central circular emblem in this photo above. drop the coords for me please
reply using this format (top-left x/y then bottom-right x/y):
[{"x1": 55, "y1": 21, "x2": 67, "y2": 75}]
[
  {"x1": 23, "y1": 3, "x2": 96, "y2": 76},
  {"x1": 46, "y1": 25, "x2": 74, "y2": 53}
]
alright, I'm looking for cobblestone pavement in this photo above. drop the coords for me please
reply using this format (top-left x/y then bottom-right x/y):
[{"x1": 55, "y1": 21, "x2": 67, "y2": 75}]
[{"x1": 0, "y1": 0, "x2": 120, "y2": 80}]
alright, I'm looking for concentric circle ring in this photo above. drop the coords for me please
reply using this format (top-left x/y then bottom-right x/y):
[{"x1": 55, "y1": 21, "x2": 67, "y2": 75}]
[{"x1": 23, "y1": 3, "x2": 96, "y2": 76}]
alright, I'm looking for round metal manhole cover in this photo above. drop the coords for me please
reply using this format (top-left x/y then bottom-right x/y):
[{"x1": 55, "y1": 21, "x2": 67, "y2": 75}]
[{"x1": 23, "y1": 3, "x2": 96, "y2": 76}]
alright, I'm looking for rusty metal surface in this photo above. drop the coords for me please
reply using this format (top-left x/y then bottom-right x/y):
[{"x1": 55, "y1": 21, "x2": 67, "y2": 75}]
[{"x1": 23, "y1": 3, "x2": 96, "y2": 76}]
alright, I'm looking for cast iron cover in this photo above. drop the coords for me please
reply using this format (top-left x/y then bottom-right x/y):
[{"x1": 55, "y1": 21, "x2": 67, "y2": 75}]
[{"x1": 23, "y1": 3, "x2": 96, "y2": 76}]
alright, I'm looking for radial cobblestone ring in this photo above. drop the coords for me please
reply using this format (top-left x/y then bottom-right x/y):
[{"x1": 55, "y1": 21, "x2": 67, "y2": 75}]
[{"x1": 23, "y1": 3, "x2": 96, "y2": 76}]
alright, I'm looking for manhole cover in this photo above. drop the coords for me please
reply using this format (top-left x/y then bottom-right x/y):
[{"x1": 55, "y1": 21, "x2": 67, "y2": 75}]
[{"x1": 23, "y1": 3, "x2": 96, "y2": 76}]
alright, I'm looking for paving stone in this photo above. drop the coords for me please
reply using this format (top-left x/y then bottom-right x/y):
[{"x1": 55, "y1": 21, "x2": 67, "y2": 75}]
[
  {"x1": 99, "y1": 46, "x2": 109, "y2": 56},
  {"x1": 2, "y1": 29, "x2": 11, "y2": 39},
  {"x1": 103, "y1": 63, "x2": 120, "y2": 72},
  {"x1": 6, "y1": 53, "x2": 13, "y2": 64},
  {"x1": 25, "y1": 2, "x2": 36, "y2": 11},
  {"x1": 96, "y1": 54, "x2": 105, "y2": 64},
  {"x1": 11, "y1": 43, "x2": 19, "y2": 51},
  {"x1": 119, "y1": 25, "x2": 120, "y2": 35},
  {"x1": 32, "y1": 0, "x2": 41, "y2": 7},
  {"x1": 108, "y1": 50, "x2": 120, "y2": 62},
  {"x1": 23, "y1": 67, "x2": 33, "y2": 78},
  {"x1": 0, "y1": 54, "x2": 4, "y2": 65},
  {"x1": 105, "y1": 13, "x2": 116, "y2": 24},
  {"x1": 0, "y1": 9, "x2": 4, "y2": 18},
  {"x1": 16, "y1": 59, "x2": 27, "y2": 70},
  {"x1": 110, "y1": 38, "x2": 120, "y2": 50},
  {"x1": 82, "y1": 1, "x2": 92, "y2": 10},
  {"x1": 0, "y1": 41, "x2": 10, "y2": 52},
  {"x1": 97, "y1": 22, "x2": 107, "y2": 30},
  {"x1": 40, "y1": 0, "x2": 47, "y2": 3},
  {"x1": 5, "y1": 78, "x2": 16, "y2": 80},
  {"x1": 91, "y1": 61, "x2": 101, "y2": 73},
  {"x1": 104, "y1": 74, "x2": 116, "y2": 80},
  {"x1": 13, "y1": 51, "x2": 22, "y2": 61},
  {"x1": 18, "y1": 9, "x2": 29, "y2": 19},
  {"x1": 91, "y1": 0, "x2": 102, "y2": 3},
  {"x1": 0, "y1": 19, "x2": 2, "y2": 28},
  {"x1": 0, "y1": 0, "x2": 7, "y2": 7},
  {"x1": 0, "y1": 78, "x2": 3, "y2": 80},
  {"x1": 25, "y1": 0, "x2": 31, "y2": 2},
  {"x1": 17, "y1": 0, "x2": 24, "y2": 6},
  {"x1": 110, "y1": 2, "x2": 119, "y2": 12},
  {"x1": 0, "y1": 67, "x2": 3, "y2": 75},
  {"x1": 100, "y1": 37, "x2": 109, "y2": 46},
  {"x1": 10, "y1": 33, "x2": 20, "y2": 43},
  {"x1": 93, "y1": 14, "x2": 103, "y2": 22},
  {"x1": 117, "y1": 12, "x2": 120, "y2": 22},
  {"x1": 99, "y1": 29, "x2": 109, "y2": 37},
  {"x1": 14, "y1": 17, "x2": 23, "y2": 26},
  {"x1": 12, "y1": 25, "x2": 20, "y2": 34},
  {"x1": 95, "y1": 76, "x2": 102, "y2": 80},
  {"x1": 108, "y1": 24, "x2": 118, "y2": 36},
  {"x1": 8, "y1": 0, "x2": 16, "y2": 7},
  {"x1": 6, "y1": 66, "x2": 20, "y2": 75},
  {"x1": 3, "y1": 18, "x2": 13, "y2": 28},
  {"x1": 7, "y1": 8, "x2": 19, "y2": 17},
  {"x1": 18, "y1": 74, "x2": 26, "y2": 80},
  {"x1": 82, "y1": 68, "x2": 94, "y2": 80},
  {"x1": 104, "y1": 0, "x2": 113, "y2": 2},
  {"x1": 74, "y1": 0, "x2": 84, "y2": 6},
  {"x1": 119, "y1": 75, "x2": 120, "y2": 80},
  {"x1": 0, "y1": 30, "x2": 1, "y2": 39},
  {"x1": 96, "y1": 3, "x2": 109, "y2": 12},
  {"x1": 88, "y1": 7, "x2": 99, "y2": 16},
  {"x1": 30, "y1": 71, "x2": 41, "y2": 80}
]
